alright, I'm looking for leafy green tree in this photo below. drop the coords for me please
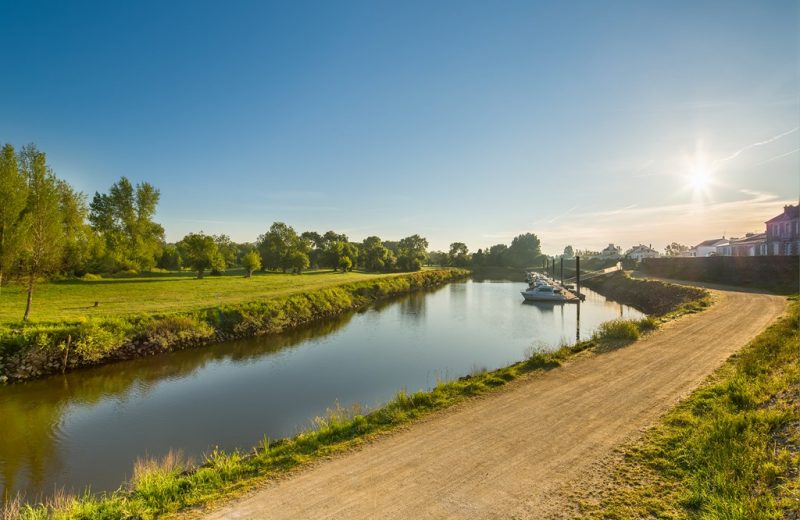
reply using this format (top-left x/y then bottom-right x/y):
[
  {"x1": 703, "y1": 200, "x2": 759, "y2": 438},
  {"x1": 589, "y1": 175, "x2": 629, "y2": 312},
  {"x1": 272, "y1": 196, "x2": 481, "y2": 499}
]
[
  {"x1": 486, "y1": 244, "x2": 509, "y2": 266},
  {"x1": 471, "y1": 248, "x2": 486, "y2": 267},
  {"x1": 57, "y1": 180, "x2": 95, "y2": 275},
  {"x1": 286, "y1": 250, "x2": 310, "y2": 273},
  {"x1": 506, "y1": 233, "x2": 541, "y2": 268},
  {"x1": 563, "y1": 245, "x2": 574, "y2": 259},
  {"x1": 427, "y1": 250, "x2": 448, "y2": 266},
  {"x1": 361, "y1": 236, "x2": 395, "y2": 272},
  {"x1": 89, "y1": 177, "x2": 164, "y2": 272},
  {"x1": 338, "y1": 256, "x2": 353, "y2": 272},
  {"x1": 241, "y1": 250, "x2": 261, "y2": 277},
  {"x1": 18, "y1": 146, "x2": 64, "y2": 320},
  {"x1": 397, "y1": 234, "x2": 428, "y2": 272},
  {"x1": 157, "y1": 244, "x2": 183, "y2": 270},
  {"x1": 213, "y1": 235, "x2": 238, "y2": 267},
  {"x1": 0, "y1": 144, "x2": 28, "y2": 295},
  {"x1": 448, "y1": 242, "x2": 470, "y2": 267},
  {"x1": 178, "y1": 232, "x2": 225, "y2": 278},
  {"x1": 257, "y1": 222, "x2": 311, "y2": 272}
]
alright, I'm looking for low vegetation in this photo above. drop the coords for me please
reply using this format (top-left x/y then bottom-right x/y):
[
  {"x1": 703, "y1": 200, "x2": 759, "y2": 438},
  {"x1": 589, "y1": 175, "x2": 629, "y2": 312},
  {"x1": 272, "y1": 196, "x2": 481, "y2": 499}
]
[
  {"x1": 2, "y1": 279, "x2": 710, "y2": 519},
  {"x1": 582, "y1": 270, "x2": 712, "y2": 316},
  {"x1": 580, "y1": 298, "x2": 799, "y2": 518},
  {"x1": 0, "y1": 269, "x2": 468, "y2": 382}
]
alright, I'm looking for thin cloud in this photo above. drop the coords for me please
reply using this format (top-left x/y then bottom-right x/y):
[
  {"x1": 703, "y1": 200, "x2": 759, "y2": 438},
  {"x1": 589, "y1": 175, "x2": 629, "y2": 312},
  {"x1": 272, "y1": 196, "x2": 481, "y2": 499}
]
[
  {"x1": 712, "y1": 127, "x2": 800, "y2": 167},
  {"x1": 753, "y1": 147, "x2": 800, "y2": 167}
]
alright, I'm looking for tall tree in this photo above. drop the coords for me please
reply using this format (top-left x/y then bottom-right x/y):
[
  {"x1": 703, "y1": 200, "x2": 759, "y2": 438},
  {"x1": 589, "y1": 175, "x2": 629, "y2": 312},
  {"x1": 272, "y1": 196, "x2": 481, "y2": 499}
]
[
  {"x1": 256, "y1": 222, "x2": 309, "y2": 272},
  {"x1": 361, "y1": 236, "x2": 394, "y2": 272},
  {"x1": 57, "y1": 179, "x2": 94, "y2": 275},
  {"x1": 448, "y1": 242, "x2": 470, "y2": 267},
  {"x1": 18, "y1": 146, "x2": 64, "y2": 320},
  {"x1": 241, "y1": 250, "x2": 261, "y2": 277},
  {"x1": 89, "y1": 177, "x2": 164, "y2": 271},
  {"x1": 563, "y1": 245, "x2": 574, "y2": 259},
  {"x1": 397, "y1": 234, "x2": 428, "y2": 272},
  {"x1": 506, "y1": 233, "x2": 541, "y2": 268},
  {"x1": 0, "y1": 144, "x2": 28, "y2": 295},
  {"x1": 178, "y1": 232, "x2": 225, "y2": 278}
]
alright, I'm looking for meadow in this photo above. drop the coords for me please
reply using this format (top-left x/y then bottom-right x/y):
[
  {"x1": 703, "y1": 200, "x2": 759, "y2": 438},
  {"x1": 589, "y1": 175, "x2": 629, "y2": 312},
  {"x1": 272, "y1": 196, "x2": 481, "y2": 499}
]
[{"x1": 0, "y1": 269, "x2": 407, "y2": 324}]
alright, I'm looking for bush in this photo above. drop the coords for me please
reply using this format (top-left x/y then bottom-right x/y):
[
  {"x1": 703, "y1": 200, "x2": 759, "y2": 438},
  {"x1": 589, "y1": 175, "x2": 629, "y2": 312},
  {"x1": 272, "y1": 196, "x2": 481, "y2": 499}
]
[{"x1": 594, "y1": 319, "x2": 640, "y2": 342}]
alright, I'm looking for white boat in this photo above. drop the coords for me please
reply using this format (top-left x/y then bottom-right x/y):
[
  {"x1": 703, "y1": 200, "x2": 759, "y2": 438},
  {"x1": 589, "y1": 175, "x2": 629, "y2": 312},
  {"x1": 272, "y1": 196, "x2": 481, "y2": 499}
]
[{"x1": 521, "y1": 284, "x2": 567, "y2": 302}]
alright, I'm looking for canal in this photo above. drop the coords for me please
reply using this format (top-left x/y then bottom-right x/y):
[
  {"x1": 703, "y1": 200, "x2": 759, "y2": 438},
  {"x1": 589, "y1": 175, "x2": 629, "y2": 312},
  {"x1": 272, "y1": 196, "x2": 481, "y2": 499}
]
[{"x1": 0, "y1": 279, "x2": 643, "y2": 501}]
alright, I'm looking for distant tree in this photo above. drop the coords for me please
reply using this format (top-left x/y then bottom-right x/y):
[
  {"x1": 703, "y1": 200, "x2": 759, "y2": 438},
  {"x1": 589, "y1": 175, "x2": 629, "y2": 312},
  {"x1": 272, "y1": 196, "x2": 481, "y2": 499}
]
[
  {"x1": 506, "y1": 233, "x2": 541, "y2": 268},
  {"x1": 0, "y1": 143, "x2": 28, "y2": 295},
  {"x1": 664, "y1": 242, "x2": 690, "y2": 256},
  {"x1": 487, "y1": 244, "x2": 509, "y2": 266},
  {"x1": 157, "y1": 244, "x2": 183, "y2": 270},
  {"x1": 18, "y1": 145, "x2": 64, "y2": 320},
  {"x1": 427, "y1": 250, "x2": 448, "y2": 267},
  {"x1": 448, "y1": 242, "x2": 470, "y2": 267},
  {"x1": 286, "y1": 250, "x2": 310, "y2": 273},
  {"x1": 301, "y1": 231, "x2": 324, "y2": 268},
  {"x1": 213, "y1": 235, "x2": 238, "y2": 267},
  {"x1": 241, "y1": 250, "x2": 261, "y2": 277},
  {"x1": 563, "y1": 245, "x2": 574, "y2": 259},
  {"x1": 178, "y1": 232, "x2": 225, "y2": 278},
  {"x1": 89, "y1": 177, "x2": 164, "y2": 271},
  {"x1": 338, "y1": 255, "x2": 353, "y2": 272},
  {"x1": 257, "y1": 222, "x2": 305, "y2": 272},
  {"x1": 361, "y1": 236, "x2": 395, "y2": 272},
  {"x1": 471, "y1": 248, "x2": 485, "y2": 267},
  {"x1": 397, "y1": 234, "x2": 428, "y2": 272},
  {"x1": 57, "y1": 180, "x2": 94, "y2": 276}
]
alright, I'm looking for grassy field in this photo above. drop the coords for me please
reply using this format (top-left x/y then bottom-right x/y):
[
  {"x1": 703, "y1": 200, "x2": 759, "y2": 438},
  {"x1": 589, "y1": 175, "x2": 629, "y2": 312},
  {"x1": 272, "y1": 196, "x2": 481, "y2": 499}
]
[
  {"x1": 582, "y1": 298, "x2": 799, "y2": 518},
  {"x1": 0, "y1": 269, "x2": 407, "y2": 324}
]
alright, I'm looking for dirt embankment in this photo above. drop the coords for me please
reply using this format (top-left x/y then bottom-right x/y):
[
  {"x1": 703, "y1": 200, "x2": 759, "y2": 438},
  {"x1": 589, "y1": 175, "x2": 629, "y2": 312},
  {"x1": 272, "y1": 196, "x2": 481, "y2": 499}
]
[
  {"x1": 200, "y1": 284, "x2": 786, "y2": 519},
  {"x1": 582, "y1": 270, "x2": 709, "y2": 315}
]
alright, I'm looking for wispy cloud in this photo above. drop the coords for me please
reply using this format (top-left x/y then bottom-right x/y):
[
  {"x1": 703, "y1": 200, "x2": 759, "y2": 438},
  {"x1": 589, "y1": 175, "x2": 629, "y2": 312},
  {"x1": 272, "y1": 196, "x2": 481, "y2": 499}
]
[
  {"x1": 753, "y1": 147, "x2": 800, "y2": 167},
  {"x1": 712, "y1": 127, "x2": 800, "y2": 167}
]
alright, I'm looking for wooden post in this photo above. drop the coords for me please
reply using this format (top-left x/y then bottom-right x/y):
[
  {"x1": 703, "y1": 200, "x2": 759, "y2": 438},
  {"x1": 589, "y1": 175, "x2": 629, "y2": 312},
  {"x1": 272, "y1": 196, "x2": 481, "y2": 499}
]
[
  {"x1": 576, "y1": 255, "x2": 581, "y2": 297},
  {"x1": 560, "y1": 256, "x2": 564, "y2": 285}
]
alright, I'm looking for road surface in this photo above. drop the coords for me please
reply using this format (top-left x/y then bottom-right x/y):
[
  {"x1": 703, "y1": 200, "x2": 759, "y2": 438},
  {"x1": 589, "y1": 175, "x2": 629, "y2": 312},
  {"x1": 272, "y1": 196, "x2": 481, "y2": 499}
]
[{"x1": 202, "y1": 284, "x2": 786, "y2": 519}]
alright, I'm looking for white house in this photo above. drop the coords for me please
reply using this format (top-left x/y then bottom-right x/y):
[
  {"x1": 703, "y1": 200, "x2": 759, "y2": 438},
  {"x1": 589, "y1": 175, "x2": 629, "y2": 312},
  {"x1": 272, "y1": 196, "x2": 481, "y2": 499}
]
[
  {"x1": 626, "y1": 244, "x2": 660, "y2": 261},
  {"x1": 693, "y1": 238, "x2": 727, "y2": 257}
]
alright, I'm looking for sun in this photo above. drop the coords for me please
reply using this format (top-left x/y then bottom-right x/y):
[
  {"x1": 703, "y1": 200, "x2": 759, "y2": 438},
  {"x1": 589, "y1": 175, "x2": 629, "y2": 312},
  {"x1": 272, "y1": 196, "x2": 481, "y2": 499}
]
[{"x1": 689, "y1": 166, "x2": 711, "y2": 191}]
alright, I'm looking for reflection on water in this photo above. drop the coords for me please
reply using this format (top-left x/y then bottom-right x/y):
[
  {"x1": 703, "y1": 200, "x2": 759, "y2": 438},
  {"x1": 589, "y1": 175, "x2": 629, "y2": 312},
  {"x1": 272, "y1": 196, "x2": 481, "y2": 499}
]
[{"x1": 0, "y1": 280, "x2": 642, "y2": 501}]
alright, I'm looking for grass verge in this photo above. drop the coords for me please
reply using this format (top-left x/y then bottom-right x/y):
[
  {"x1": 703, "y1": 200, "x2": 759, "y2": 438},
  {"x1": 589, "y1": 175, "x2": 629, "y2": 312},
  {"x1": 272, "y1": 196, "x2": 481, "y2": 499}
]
[
  {"x1": 0, "y1": 269, "x2": 468, "y2": 383},
  {"x1": 3, "y1": 285, "x2": 704, "y2": 519},
  {"x1": 579, "y1": 297, "x2": 800, "y2": 519}
]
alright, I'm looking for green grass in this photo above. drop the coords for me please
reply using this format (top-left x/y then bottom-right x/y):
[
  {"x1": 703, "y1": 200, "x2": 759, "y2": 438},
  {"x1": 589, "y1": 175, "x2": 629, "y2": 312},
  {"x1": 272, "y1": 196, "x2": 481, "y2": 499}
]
[
  {"x1": 580, "y1": 298, "x2": 800, "y2": 519},
  {"x1": 0, "y1": 269, "x2": 410, "y2": 324}
]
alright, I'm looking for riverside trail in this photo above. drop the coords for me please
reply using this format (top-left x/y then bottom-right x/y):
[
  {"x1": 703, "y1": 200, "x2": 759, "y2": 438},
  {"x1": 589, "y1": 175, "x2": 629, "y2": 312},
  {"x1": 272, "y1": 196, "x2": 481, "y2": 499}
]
[{"x1": 200, "y1": 283, "x2": 786, "y2": 519}]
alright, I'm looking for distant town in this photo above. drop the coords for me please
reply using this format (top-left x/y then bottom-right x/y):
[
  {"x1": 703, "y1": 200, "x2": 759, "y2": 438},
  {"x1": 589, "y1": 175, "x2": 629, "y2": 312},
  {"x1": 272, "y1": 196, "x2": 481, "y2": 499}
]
[{"x1": 581, "y1": 204, "x2": 799, "y2": 261}]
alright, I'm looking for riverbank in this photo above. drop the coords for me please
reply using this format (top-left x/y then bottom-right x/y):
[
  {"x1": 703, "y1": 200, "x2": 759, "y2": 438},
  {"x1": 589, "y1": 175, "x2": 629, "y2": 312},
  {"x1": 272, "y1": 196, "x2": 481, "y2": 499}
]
[
  {"x1": 2, "y1": 276, "x2": 712, "y2": 519},
  {"x1": 582, "y1": 270, "x2": 712, "y2": 316},
  {"x1": 0, "y1": 269, "x2": 468, "y2": 383},
  {"x1": 577, "y1": 297, "x2": 799, "y2": 517}
]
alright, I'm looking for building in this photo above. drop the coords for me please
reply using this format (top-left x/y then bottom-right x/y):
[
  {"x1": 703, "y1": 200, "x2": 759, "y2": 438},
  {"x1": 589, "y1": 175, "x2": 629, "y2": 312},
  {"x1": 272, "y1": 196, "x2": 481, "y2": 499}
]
[
  {"x1": 765, "y1": 204, "x2": 800, "y2": 256},
  {"x1": 626, "y1": 244, "x2": 660, "y2": 261},
  {"x1": 693, "y1": 238, "x2": 727, "y2": 257},
  {"x1": 716, "y1": 233, "x2": 767, "y2": 257},
  {"x1": 599, "y1": 243, "x2": 622, "y2": 259}
]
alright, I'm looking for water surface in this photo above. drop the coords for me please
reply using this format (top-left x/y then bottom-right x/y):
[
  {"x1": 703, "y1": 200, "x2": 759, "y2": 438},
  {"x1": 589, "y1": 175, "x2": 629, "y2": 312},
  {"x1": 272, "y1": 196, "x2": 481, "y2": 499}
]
[{"x1": 0, "y1": 280, "x2": 642, "y2": 500}]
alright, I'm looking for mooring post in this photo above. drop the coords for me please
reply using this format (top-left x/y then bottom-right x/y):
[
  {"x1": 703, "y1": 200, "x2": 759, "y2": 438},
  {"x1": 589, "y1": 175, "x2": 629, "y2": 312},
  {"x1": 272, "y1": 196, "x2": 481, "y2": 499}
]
[
  {"x1": 560, "y1": 256, "x2": 564, "y2": 285},
  {"x1": 576, "y1": 255, "x2": 581, "y2": 297}
]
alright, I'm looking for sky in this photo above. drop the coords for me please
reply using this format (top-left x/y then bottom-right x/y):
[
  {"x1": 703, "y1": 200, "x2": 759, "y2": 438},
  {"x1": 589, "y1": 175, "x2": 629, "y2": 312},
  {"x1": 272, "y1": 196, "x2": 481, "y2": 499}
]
[{"x1": 1, "y1": 0, "x2": 798, "y2": 254}]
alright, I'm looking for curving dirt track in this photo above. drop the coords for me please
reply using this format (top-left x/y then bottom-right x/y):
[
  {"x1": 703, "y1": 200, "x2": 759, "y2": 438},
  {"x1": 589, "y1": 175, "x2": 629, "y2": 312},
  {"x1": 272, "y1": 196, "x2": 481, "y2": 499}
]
[{"x1": 202, "y1": 285, "x2": 787, "y2": 519}]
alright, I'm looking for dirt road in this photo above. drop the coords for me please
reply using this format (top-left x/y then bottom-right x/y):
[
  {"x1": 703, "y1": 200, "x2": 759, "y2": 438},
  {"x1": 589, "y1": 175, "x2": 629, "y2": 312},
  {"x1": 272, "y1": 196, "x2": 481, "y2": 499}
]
[{"x1": 203, "y1": 285, "x2": 786, "y2": 519}]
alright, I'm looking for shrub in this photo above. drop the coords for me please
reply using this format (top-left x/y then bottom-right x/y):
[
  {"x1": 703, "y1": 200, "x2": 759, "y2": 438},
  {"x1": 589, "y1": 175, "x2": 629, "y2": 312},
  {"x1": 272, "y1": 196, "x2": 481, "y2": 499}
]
[{"x1": 594, "y1": 319, "x2": 640, "y2": 342}]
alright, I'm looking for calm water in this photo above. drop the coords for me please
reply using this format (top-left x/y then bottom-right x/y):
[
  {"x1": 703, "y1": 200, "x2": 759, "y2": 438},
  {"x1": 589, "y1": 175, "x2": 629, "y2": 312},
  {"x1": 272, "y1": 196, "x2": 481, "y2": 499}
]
[{"x1": 0, "y1": 280, "x2": 643, "y2": 501}]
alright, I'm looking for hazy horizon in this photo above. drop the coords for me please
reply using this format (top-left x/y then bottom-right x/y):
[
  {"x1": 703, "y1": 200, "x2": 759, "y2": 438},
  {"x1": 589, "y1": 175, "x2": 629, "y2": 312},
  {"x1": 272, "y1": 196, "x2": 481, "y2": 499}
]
[{"x1": 1, "y1": 0, "x2": 798, "y2": 254}]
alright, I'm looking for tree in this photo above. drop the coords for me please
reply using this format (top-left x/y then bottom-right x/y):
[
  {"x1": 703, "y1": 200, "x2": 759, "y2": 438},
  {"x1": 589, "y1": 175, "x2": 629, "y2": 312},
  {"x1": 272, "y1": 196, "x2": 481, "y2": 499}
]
[
  {"x1": 361, "y1": 236, "x2": 395, "y2": 272},
  {"x1": 664, "y1": 242, "x2": 690, "y2": 256},
  {"x1": 338, "y1": 256, "x2": 353, "y2": 271},
  {"x1": 286, "y1": 250, "x2": 310, "y2": 273},
  {"x1": 563, "y1": 245, "x2": 574, "y2": 259},
  {"x1": 427, "y1": 250, "x2": 448, "y2": 267},
  {"x1": 448, "y1": 242, "x2": 470, "y2": 267},
  {"x1": 506, "y1": 233, "x2": 542, "y2": 268},
  {"x1": 0, "y1": 144, "x2": 28, "y2": 295},
  {"x1": 256, "y1": 222, "x2": 308, "y2": 272},
  {"x1": 397, "y1": 234, "x2": 428, "y2": 272},
  {"x1": 18, "y1": 146, "x2": 64, "y2": 320},
  {"x1": 241, "y1": 250, "x2": 261, "y2": 277},
  {"x1": 178, "y1": 232, "x2": 225, "y2": 278},
  {"x1": 486, "y1": 244, "x2": 509, "y2": 266},
  {"x1": 157, "y1": 244, "x2": 183, "y2": 270},
  {"x1": 57, "y1": 180, "x2": 94, "y2": 275},
  {"x1": 213, "y1": 235, "x2": 238, "y2": 268},
  {"x1": 89, "y1": 177, "x2": 165, "y2": 272}
]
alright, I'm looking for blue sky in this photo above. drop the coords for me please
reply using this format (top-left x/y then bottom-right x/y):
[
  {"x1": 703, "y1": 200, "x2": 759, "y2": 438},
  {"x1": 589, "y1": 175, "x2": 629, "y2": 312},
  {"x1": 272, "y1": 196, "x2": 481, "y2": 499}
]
[{"x1": 1, "y1": 0, "x2": 798, "y2": 253}]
